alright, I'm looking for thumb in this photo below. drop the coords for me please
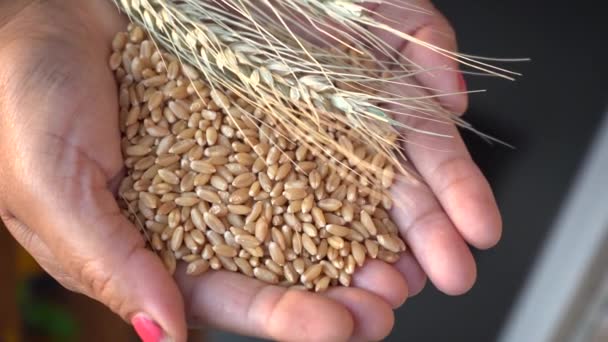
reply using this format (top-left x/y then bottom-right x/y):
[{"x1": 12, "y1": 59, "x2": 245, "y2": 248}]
[
  {"x1": 10, "y1": 161, "x2": 187, "y2": 342},
  {"x1": 402, "y1": 13, "x2": 469, "y2": 114}
]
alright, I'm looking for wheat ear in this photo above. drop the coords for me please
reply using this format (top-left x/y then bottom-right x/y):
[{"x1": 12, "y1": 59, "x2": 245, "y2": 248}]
[{"x1": 114, "y1": 0, "x2": 513, "y2": 183}]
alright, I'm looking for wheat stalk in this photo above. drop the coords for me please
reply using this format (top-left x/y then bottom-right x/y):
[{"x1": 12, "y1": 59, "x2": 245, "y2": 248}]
[{"x1": 114, "y1": 0, "x2": 512, "y2": 183}]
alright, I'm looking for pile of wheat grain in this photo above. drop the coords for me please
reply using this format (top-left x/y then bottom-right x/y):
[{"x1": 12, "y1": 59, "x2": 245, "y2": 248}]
[{"x1": 114, "y1": 24, "x2": 406, "y2": 292}]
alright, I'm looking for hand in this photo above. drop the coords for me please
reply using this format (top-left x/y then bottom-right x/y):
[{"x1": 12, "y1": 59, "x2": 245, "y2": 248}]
[
  {"x1": 366, "y1": 0, "x2": 503, "y2": 296},
  {"x1": 0, "y1": 1, "x2": 501, "y2": 342}
]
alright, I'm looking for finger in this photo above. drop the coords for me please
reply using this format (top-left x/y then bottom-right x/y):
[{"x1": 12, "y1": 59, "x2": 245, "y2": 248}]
[
  {"x1": 405, "y1": 122, "x2": 503, "y2": 249},
  {"x1": 8, "y1": 166, "x2": 188, "y2": 342},
  {"x1": 177, "y1": 269, "x2": 354, "y2": 342},
  {"x1": 352, "y1": 259, "x2": 408, "y2": 308},
  {"x1": 361, "y1": 1, "x2": 429, "y2": 52},
  {"x1": 391, "y1": 175, "x2": 476, "y2": 295},
  {"x1": 367, "y1": 1, "x2": 468, "y2": 114},
  {"x1": 402, "y1": 16, "x2": 468, "y2": 114},
  {"x1": 325, "y1": 287, "x2": 395, "y2": 342},
  {"x1": 394, "y1": 251, "x2": 427, "y2": 297}
]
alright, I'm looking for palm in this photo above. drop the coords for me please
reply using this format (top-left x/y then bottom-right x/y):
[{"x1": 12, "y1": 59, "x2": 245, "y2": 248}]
[
  {"x1": 0, "y1": 0, "x2": 143, "y2": 294},
  {"x1": 24, "y1": 39, "x2": 124, "y2": 189}
]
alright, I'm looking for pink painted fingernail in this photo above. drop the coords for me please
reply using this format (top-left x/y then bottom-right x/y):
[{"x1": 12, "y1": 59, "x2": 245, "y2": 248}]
[
  {"x1": 457, "y1": 73, "x2": 467, "y2": 92},
  {"x1": 132, "y1": 314, "x2": 170, "y2": 342}
]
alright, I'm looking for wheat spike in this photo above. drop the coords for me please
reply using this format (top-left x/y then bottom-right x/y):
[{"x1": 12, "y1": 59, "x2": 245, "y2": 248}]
[{"x1": 113, "y1": 0, "x2": 512, "y2": 183}]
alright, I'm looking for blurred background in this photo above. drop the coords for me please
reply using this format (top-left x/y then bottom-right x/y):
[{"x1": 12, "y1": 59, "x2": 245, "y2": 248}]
[{"x1": 1, "y1": 0, "x2": 607, "y2": 341}]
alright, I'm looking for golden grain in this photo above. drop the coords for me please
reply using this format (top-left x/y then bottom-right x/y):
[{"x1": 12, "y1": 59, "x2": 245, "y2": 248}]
[
  {"x1": 351, "y1": 241, "x2": 366, "y2": 267},
  {"x1": 382, "y1": 165, "x2": 394, "y2": 189},
  {"x1": 283, "y1": 188, "x2": 308, "y2": 201},
  {"x1": 126, "y1": 144, "x2": 151, "y2": 157},
  {"x1": 167, "y1": 209, "x2": 181, "y2": 229},
  {"x1": 232, "y1": 172, "x2": 256, "y2": 188},
  {"x1": 321, "y1": 260, "x2": 339, "y2": 279},
  {"x1": 157, "y1": 169, "x2": 179, "y2": 185},
  {"x1": 301, "y1": 263, "x2": 323, "y2": 283},
  {"x1": 209, "y1": 257, "x2": 222, "y2": 270},
  {"x1": 203, "y1": 212, "x2": 226, "y2": 234},
  {"x1": 267, "y1": 260, "x2": 284, "y2": 276},
  {"x1": 375, "y1": 234, "x2": 399, "y2": 253},
  {"x1": 227, "y1": 204, "x2": 252, "y2": 215},
  {"x1": 116, "y1": 27, "x2": 406, "y2": 292},
  {"x1": 205, "y1": 145, "x2": 231, "y2": 158},
  {"x1": 186, "y1": 259, "x2": 210, "y2": 276},
  {"x1": 196, "y1": 187, "x2": 222, "y2": 204},
  {"x1": 175, "y1": 196, "x2": 200, "y2": 207},
  {"x1": 360, "y1": 210, "x2": 377, "y2": 236},
  {"x1": 327, "y1": 236, "x2": 345, "y2": 250},
  {"x1": 140, "y1": 192, "x2": 158, "y2": 209},
  {"x1": 311, "y1": 207, "x2": 327, "y2": 228},
  {"x1": 184, "y1": 233, "x2": 199, "y2": 251},
  {"x1": 190, "y1": 229, "x2": 206, "y2": 245},
  {"x1": 213, "y1": 244, "x2": 238, "y2": 257},
  {"x1": 218, "y1": 256, "x2": 238, "y2": 272},
  {"x1": 202, "y1": 244, "x2": 214, "y2": 260},
  {"x1": 254, "y1": 217, "x2": 269, "y2": 242},
  {"x1": 151, "y1": 233, "x2": 163, "y2": 250},
  {"x1": 180, "y1": 172, "x2": 195, "y2": 192},
  {"x1": 291, "y1": 258, "x2": 305, "y2": 275},
  {"x1": 317, "y1": 199, "x2": 343, "y2": 212},
  {"x1": 338, "y1": 270, "x2": 351, "y2": 287},
  {"x1": 258, "y1": 172, "x2": 272, "y2": 193},
  {"x1": 209, "y1": 175, "x2": 228, "y2": 191},
  {"x1": 161, "y1": 249, "x2": 177, "y2": 275},
  {"x1": 235, "y1": 233, "x2": 261, "y2": 248},
  {"x1": 169, "y1": 139, "x2": 196, "y2": 154},
  {"x1": 315, "y1": 276, "x2": 331, "y2": 292},
  {"x1": 227, "y1": 188, "x2": 249, "y2": 205},
  {"x1": 254, "y1": 266, "x2": 279, "y2": 284},
  {"x1": 326, "y1": 224, "x2": 351, "y2": 238},
  {"x1": 246, "y1": 246, "x2": 264, "y2": 258},
  {"x1": 234, "y1": 257, "x2": 254, "y2": 276},
  {"x1": 302, "y1": 233, "x2": 318, "y2": 255},
  {"x1": 378, "y1": 250, "x2": 400, "y2": 263},
  {"x1": 283, "y1": 263, "x2": 298, "y2": 283}
]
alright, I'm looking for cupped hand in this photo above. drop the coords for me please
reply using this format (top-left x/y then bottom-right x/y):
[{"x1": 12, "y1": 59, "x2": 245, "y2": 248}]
[
  {"x1": 365, "y1": 0, "x2": 503, "y2": 297},
  {"x1": 0, "y1": 1, "x2": 501, "y2": 342}
]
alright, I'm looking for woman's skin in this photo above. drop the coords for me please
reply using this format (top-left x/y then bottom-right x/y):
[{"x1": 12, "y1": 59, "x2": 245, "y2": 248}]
[{"x1": 0, "y1": 0, "x2": 501, "y2": 341}]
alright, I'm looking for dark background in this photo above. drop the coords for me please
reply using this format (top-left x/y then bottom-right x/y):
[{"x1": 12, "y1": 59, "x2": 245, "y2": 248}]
[
  {"x1": 214, "y1": 1, "x2": 608, "y2": 341},
  {"x1": 388, "y1": 0, "x2": 608, "y2": 341}
]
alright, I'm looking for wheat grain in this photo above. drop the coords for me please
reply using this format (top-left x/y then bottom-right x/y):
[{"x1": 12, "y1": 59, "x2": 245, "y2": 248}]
[
  {"x1": 187, "y1": 259, "x2": 210, "y2": 276},
  {"x1": 253, "y1": 266, "x2": 279, "y2": 284},
  {"x1": 115, "y1": 25, "x2": 407, "y2": 292}
]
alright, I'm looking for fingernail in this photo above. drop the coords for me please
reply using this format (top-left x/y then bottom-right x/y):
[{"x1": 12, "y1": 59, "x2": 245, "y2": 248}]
[
  {"x1": 132, "y1": 314, "x2": 172, "y2": 342},
  {"x1": 457, "y1": 73, "x2": 467, "y2": 92}
]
